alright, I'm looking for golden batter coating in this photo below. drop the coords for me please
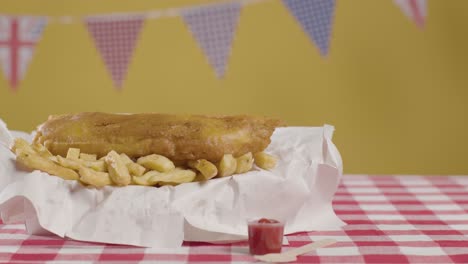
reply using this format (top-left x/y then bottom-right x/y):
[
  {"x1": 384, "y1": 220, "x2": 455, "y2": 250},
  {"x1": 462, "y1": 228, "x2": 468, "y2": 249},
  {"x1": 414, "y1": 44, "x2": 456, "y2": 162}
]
[{"x1": 33, "y1": 112, "x2": 282, "y2": 163}]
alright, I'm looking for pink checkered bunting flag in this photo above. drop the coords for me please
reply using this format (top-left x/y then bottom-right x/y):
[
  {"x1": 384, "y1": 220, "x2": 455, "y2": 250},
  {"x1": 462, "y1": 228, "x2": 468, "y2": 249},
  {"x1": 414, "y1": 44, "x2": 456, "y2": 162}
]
[
  {"x1": 85, "y1": 16, "x2": 144, "y2": 89},
  {"x1": 182, "y1": 2, "x2": 241, "y2": 78},
  {"x1": 283, "y1": 0, "x2": 336, "y2": 56},
  {"x1": 394, "y1": 0, "x2": 427, "y2": 28},
  {"x1": 0, "y1": 16, "x2": 47, "y2": 91}
]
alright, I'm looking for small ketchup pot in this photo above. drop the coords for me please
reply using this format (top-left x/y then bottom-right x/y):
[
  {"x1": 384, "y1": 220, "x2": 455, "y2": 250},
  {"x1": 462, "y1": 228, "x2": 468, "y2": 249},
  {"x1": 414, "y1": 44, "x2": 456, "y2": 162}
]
[{"x1": 247, "y1": 218, "x2": 285, "y2": 255}]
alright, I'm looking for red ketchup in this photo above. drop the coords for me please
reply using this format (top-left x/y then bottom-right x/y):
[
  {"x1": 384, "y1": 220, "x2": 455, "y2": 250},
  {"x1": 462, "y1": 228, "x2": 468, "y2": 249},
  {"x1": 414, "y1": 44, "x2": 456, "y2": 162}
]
[{"x1": 248, "y1": 218, "x2": 284, "y2": 255}]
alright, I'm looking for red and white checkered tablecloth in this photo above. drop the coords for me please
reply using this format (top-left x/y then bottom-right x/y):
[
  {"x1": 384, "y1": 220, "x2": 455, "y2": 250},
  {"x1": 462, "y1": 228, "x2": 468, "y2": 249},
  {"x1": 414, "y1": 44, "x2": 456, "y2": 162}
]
[{"x1": 1, "y1": 175, "x2": 467, "y2": 263}]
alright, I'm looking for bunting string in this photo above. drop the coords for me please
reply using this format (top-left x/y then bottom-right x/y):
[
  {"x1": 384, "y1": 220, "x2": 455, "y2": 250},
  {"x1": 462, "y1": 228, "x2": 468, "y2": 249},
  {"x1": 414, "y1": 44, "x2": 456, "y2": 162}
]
[
  {"x1": 0, "y1": 0, "x2": 427, "y2": 91},
  {"x1": 0, "y1": 0, "x2": 270, "y2": 24}
]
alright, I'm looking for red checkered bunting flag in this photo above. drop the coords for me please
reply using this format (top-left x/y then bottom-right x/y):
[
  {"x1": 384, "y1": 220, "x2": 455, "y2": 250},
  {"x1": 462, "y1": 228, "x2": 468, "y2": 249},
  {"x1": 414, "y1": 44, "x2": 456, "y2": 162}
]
[
  {"x1": 0, "y1": 16, "x2": 46, "y2": 91},
  {"x1": 182, "y1": 2, "x2": 241, "y2": 78},
  {"x1": 394, "y1": 0, "x2": 427, "y2": 28},
  {"x1": 85, "y1": 16, "x2": 144, "y2": 89},
  {"x1": 283, "y1": 0, "x2": 336, "y2": 56}
]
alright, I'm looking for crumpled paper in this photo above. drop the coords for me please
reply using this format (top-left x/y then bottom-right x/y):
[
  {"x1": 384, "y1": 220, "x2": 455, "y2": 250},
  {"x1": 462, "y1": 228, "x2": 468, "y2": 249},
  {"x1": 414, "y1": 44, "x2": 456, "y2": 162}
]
[{"x1": 0, "y1": 119, "x2": 345, "y2": 247}]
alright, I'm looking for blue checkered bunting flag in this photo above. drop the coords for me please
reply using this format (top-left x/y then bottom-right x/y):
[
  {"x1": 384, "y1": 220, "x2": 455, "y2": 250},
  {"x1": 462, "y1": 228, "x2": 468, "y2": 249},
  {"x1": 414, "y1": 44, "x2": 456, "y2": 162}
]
[
  {"x1": 283, "y1": 0, "x2": 336, "y2": 56},
  {"x1": 182, "y1": 2, "x2": 241, "y2": 78}
]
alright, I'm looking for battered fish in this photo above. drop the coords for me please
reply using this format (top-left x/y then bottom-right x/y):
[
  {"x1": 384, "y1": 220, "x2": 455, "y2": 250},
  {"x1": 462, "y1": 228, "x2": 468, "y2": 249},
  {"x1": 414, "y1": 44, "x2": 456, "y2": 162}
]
[{"x1": 33, "y1": 112, "x2": 282, "y2": 163}]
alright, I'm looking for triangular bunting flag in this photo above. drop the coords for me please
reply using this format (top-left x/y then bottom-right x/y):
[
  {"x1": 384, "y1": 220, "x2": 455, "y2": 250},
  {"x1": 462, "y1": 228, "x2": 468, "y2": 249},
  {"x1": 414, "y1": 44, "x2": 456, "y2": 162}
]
[
  {"x1": 283, "y1": 0, "x2": 336, "y2": 56},
  {"x1": 394, "y1": 0, "x2": 427, "y2": 28},
  {"x1": 85, "y1": 16, "x2": 144, "y2": 89},
  {"x1": 0, "y1": 16, "x2": 47, "y2": 91},
  {"x1": 182, "y1": 2, "x2": 241, "y2": 78}
]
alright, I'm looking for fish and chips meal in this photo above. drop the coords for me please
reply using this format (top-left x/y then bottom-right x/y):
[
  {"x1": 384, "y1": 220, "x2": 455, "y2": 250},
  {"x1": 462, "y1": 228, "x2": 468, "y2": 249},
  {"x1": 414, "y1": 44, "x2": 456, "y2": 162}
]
[{"x1": 11, "y1": 112, "x2": 282, "y2": 188}]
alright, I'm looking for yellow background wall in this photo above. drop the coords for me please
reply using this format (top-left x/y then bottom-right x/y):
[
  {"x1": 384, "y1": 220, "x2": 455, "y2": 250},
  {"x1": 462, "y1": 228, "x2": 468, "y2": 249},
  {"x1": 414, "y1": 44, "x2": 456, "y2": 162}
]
[{"x1": 1, "y1": 0, "x2": 467, "y2": 175}]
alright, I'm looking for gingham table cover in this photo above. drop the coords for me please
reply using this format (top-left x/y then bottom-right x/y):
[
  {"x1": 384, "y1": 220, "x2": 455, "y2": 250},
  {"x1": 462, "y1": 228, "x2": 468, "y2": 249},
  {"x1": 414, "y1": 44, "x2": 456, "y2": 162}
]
[{"x1": 1, "y1": 175, "x2": 467, "y2": 263}]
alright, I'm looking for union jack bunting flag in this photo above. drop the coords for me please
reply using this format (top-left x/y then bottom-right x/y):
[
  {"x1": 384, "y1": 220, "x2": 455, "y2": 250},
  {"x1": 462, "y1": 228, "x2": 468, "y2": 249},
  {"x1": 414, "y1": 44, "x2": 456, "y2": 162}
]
[
  {"x1": 0, "y1": 16, "x2": 47, "y2": 90},
  {"x1": 394, "y1": 0, "x2": 427, "y2": 28}
]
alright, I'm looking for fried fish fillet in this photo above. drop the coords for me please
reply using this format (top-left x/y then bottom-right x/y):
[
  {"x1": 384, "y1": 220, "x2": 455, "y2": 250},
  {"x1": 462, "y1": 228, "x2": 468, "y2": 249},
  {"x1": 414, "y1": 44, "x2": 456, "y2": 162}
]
[{"x1": 33, "y1": 112, "x2": 282, "y2": 163}]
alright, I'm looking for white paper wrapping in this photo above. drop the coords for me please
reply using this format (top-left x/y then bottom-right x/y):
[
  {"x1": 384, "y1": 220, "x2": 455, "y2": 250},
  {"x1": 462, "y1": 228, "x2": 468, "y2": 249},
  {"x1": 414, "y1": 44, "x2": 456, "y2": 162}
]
[{"x1": 0, "y1": 120, "x2": 345, "y2": 247}]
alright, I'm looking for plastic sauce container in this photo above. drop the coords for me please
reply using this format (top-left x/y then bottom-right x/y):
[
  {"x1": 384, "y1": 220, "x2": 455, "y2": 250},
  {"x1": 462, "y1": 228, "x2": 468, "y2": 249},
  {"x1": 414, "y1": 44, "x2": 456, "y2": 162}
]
[{"x1": 247, "y1": 218, "x2": 284, "y2": 255}]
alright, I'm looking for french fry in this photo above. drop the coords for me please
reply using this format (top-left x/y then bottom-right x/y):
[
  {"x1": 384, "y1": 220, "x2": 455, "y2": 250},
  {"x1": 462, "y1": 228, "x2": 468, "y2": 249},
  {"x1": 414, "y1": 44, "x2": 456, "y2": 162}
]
[
  {"x1": 12, "y1": 138, "x2": 60, "y2": 162},
  {"x1": 57, "y1": 156, "x2": 81, "y2": 170},
  {"x1": 193, "y1": 173, "x2": 207, "y2": 182},
  {"x1": 120, "y1": 153, "x2": 146, "y2": 176},
  {"x1": 104, "y1": 150, "x2": 131, "y2": 186},
  {"x1": 11, "y1": 138, "x2": 34, "y2": 155},
  {"x1": 82, "y1": 160, "x2": 107, "y2": 172},
  {"x1": 188, "y1": 159, "x2": 218, "y2": 180},
  {"x1": 217, "y1": 154, "x2": 237, "y2": 177},
  {"x1": 57, "y1": 156, "x2": 107, "y2": 172},
  {"x1": 253, "y1": 152, "x2": 277, "y2": 170},
  {"x1": 79, "y1": 166, "x2": 112, "y2": 187},
  {"x1": 137, "y1": 154, "x2": 175, "y2": 172},
  {"x1": 31, "y1": 143, "x2": 53, "y2": 158},
  {"x1": 16, "y1": 151, "x2": 79, "y2": 180},
  {"x1": 144, "y1": 168, "x2": 196, "y2": 184},
  {"x1": 120, "y1": 153, "x2": 133, "y2": 164},
  {"x1": 132, "y1": 173, "x2": 156, "y2": 186},
  {"x1": 127, "y1": 163, "x2": 145, "y2": 176},
  {"x1": 79, "y1": 153, "x2": 97, "y2": 161},
  {"x1": 66, "y1": 148, "x2": 80, "y2": 160},
  {"x1": 235, "y1": 152, "x2": 254, "y2": 174}
]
